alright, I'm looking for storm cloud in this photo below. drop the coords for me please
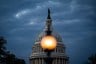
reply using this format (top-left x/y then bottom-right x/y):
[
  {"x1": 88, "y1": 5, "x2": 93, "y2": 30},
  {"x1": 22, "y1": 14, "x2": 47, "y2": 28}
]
[{"x1": 0, "y1": 0, "x2": 96, "y2": 64}]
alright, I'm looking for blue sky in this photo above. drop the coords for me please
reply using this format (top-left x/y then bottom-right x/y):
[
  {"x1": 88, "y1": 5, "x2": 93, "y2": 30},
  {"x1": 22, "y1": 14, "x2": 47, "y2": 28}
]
[{"x1": 0, "y1": 0, "x2": 96, "y2": 64}]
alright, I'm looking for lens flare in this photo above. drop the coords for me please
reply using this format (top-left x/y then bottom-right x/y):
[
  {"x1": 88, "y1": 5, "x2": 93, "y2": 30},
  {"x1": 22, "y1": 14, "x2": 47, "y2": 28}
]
[{"x1": 40, "y1": 36, "x2": 57, "y2": 50}]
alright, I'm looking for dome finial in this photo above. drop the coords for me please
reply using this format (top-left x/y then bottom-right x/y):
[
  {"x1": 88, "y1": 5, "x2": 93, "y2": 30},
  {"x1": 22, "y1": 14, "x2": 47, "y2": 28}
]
[{"x1": 47, "y1": 8, "x2": 51, "y2": 19}]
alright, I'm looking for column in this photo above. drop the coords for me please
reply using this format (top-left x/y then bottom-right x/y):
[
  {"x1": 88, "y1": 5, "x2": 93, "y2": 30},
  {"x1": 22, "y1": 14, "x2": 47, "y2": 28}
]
[
  {"x1": 65, "y1": 60, "x2": 66, "y2": 64},
  {"x1": 39, "y1": 58, "x2": 40, "y2": 64},
  {"x1": 42, "y1": 58, "x2": 43, "y2": 64},
  {"x1": 41, "y1": 48, "x2": 44, "y2": 52},
  {"x1": 58, "y1": 46, "x2": 60, "y2": 52},
  {"x1": 55, "y1": 48, "x2": 57, "y2": 52},
  {"x1": 56, "y1": 58, "x2": 57, "y2": 64},
  {"x1": 59, "y1": 58, "x2": 61, "y2": 64},
  {"x1": 32, "y1": 59, "x2": 34, "y2": 64},
  {"x1": 52, "y1": 58, "x2": 54, "y2": 64},
  {"x1": 63, "y1": 58, "x2": 64, "y2": 64},
  {"x1": 56, "y1": 58, "x2": 58, "y2": 64},
  {"x1": 36, "y1": 59, "x2": 37, "y2": 64},
  {"x1": 37, "y1": 59, "x2": 38, "y2": 64},
  {"x1": 58, "y1": 58, "x2": 60, "y2": 64},
  {"x1": 54, "y1": 58, "x2": 56, "y2": 64},
  {"x1": 63, "y1": 59, "x2": 65, "y2": 64},
  {"x1": 40, "y1": 47, "x2": 41, "y2": 52},
  {"x1": 63, "y1": 58, "x2": 65, "y2": 64},
  {"x1": 65, "y1": 59, "x2": 66, "y2": 64},
  {"x1": 57, "y1": 58, "x2": 59, "y2": 64},
  {"x1": 62, "y1": 58, "x2": 63, "y2": 64},
  {"x1": 56, "y1": 47, "x2": 57, "y2": 52},
  {"x1": 38, "y1": 46, "x2": 40, "y2": 52},
  {"x1": 37, "y1": 46, "x2": 38, "y2": 52},
  {"x1": 35, "y1": 59, "x2": 36, "y2": 64},
  {"x1": 31, "y1": 59, "x2": 33, "y2": 64},
  {"x1": 40, "y1": 58, "x2": 42, "y2": 64},
  {"x1": 55, "y1": 58, "x2": 56, "y2": 64},
  {"x1": 53, "y1": 59, "x2": 55, "y2": 64},
  {"x1": 62, "y1": 58, "x2": 64, "y2": 64},
  {"x1": 34, "y1": 59, "x2": 35, "y2": 64},
  {"x1": 62, "y1": 58, "x2": 65, "y2": 64}
]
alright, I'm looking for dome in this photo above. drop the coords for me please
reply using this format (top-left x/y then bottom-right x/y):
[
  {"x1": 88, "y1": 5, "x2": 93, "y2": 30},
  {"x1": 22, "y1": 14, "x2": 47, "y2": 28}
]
[{"x1": 35, "y1": 30, "x2": 62, "y2": 43}]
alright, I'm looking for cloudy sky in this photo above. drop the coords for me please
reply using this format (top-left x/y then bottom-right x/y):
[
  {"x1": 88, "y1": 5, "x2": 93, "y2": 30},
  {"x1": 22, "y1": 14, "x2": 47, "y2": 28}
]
[{"x1": 0, "y1": 0, "x2": 96, "y2": 64}]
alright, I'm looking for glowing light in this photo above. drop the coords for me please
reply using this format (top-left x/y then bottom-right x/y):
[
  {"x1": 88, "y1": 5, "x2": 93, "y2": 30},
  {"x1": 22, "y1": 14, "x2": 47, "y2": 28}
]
[{"x1": 40, "y1": 36, "x2": 57, "y2": 50}]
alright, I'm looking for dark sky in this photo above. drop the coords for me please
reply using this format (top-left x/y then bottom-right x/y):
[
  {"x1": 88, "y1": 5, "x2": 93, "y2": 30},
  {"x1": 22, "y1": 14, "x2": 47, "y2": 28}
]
[{"x1": 0, "y1": 0, "x2": 96, "y2": 64}]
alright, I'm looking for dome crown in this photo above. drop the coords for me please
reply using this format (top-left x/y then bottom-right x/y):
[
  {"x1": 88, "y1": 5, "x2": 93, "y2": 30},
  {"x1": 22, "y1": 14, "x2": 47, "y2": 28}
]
[{"x1": 35, "y1": 9, "x2": 62, "y2": 43}]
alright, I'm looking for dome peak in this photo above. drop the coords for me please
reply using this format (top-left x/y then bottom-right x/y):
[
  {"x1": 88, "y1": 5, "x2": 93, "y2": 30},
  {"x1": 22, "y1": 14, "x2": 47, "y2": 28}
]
[
  {"x1": 45, "y1": 8, "x2": 52, "y2": 35},
  {"x1": 47, "y1": 8, "x2": 51, "y2": 19}
]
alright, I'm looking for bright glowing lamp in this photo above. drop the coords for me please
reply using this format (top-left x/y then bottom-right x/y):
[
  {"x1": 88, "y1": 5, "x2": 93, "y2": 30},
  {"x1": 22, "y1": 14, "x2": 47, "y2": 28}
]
[{"x1": 40, "y1": 35, "x2": 57, "y2": 50}]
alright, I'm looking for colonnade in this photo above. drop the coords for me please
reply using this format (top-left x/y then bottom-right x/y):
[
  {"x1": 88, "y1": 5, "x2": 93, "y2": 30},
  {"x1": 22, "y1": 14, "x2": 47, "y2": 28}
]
[
  {"x1": 31, "y1": 58, "x2": 68, "y2": 64},
  {"x1": 32, "y1": 45, "x2": 65, "y2": 53}
]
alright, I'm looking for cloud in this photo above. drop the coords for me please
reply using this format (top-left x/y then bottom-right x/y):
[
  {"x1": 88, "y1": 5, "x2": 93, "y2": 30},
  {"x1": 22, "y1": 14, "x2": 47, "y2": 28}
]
[
  {"x1": 0, "y1": 0, "x2": 96, "y2": 64},
  {"x1": 15, "y1": 9, "x2": 31, "y2": 18},
  {"x1": 28, "y1": 21, "x2": 35, "y2": 25},
  {"x1": 14, "y1": 0, "x2": 62, "y2": 18},
  {"x1": 54, "y1": 19, "x2": 81, "y2": 25},
  {"x1": 25, "y1": 18, "x2": 43, "y2": 25},
  {"x1": 70, "y1": 0, "x2": 77, "y2": 12},
  {"x1": 47, "y1": 1, "x2": 61, "y2": 6},
  {"x1": 36, "y1": 0, "x2": 62, "y2": 8}
]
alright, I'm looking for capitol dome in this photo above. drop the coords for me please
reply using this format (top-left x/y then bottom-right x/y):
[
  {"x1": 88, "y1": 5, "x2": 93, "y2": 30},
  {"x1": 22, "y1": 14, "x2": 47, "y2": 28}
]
[{"x1": 29, "y1": 9, "x2": 69, "y2": 64}]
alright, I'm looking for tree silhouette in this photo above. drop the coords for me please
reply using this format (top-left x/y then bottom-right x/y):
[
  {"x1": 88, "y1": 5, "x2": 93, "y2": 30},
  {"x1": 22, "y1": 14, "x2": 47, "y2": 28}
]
[
  {"x1": 6, "y1": 52, "x2": 26, "y2": 64},
  {"x1": 6, "y1": 53, "x2": 16, "y2": 64},
  {"x1": 88, "y1": 54, "x2": 96, "y2": 64},
  {"x1": 0, "y1": 36, "x2": 26, "y2": 64},
  {"x1": 0, "y1": 36, "x2": 7, "y2": 63},
  {"x1": 15, "y1": 59, "x2": 26, "y2": 64}
]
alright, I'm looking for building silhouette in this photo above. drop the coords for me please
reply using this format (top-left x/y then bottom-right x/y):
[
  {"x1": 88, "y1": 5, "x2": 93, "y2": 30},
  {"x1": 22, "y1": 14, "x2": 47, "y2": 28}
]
[{"x1": 29, "y1": 9, "x2": 69, "y2": 64}]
